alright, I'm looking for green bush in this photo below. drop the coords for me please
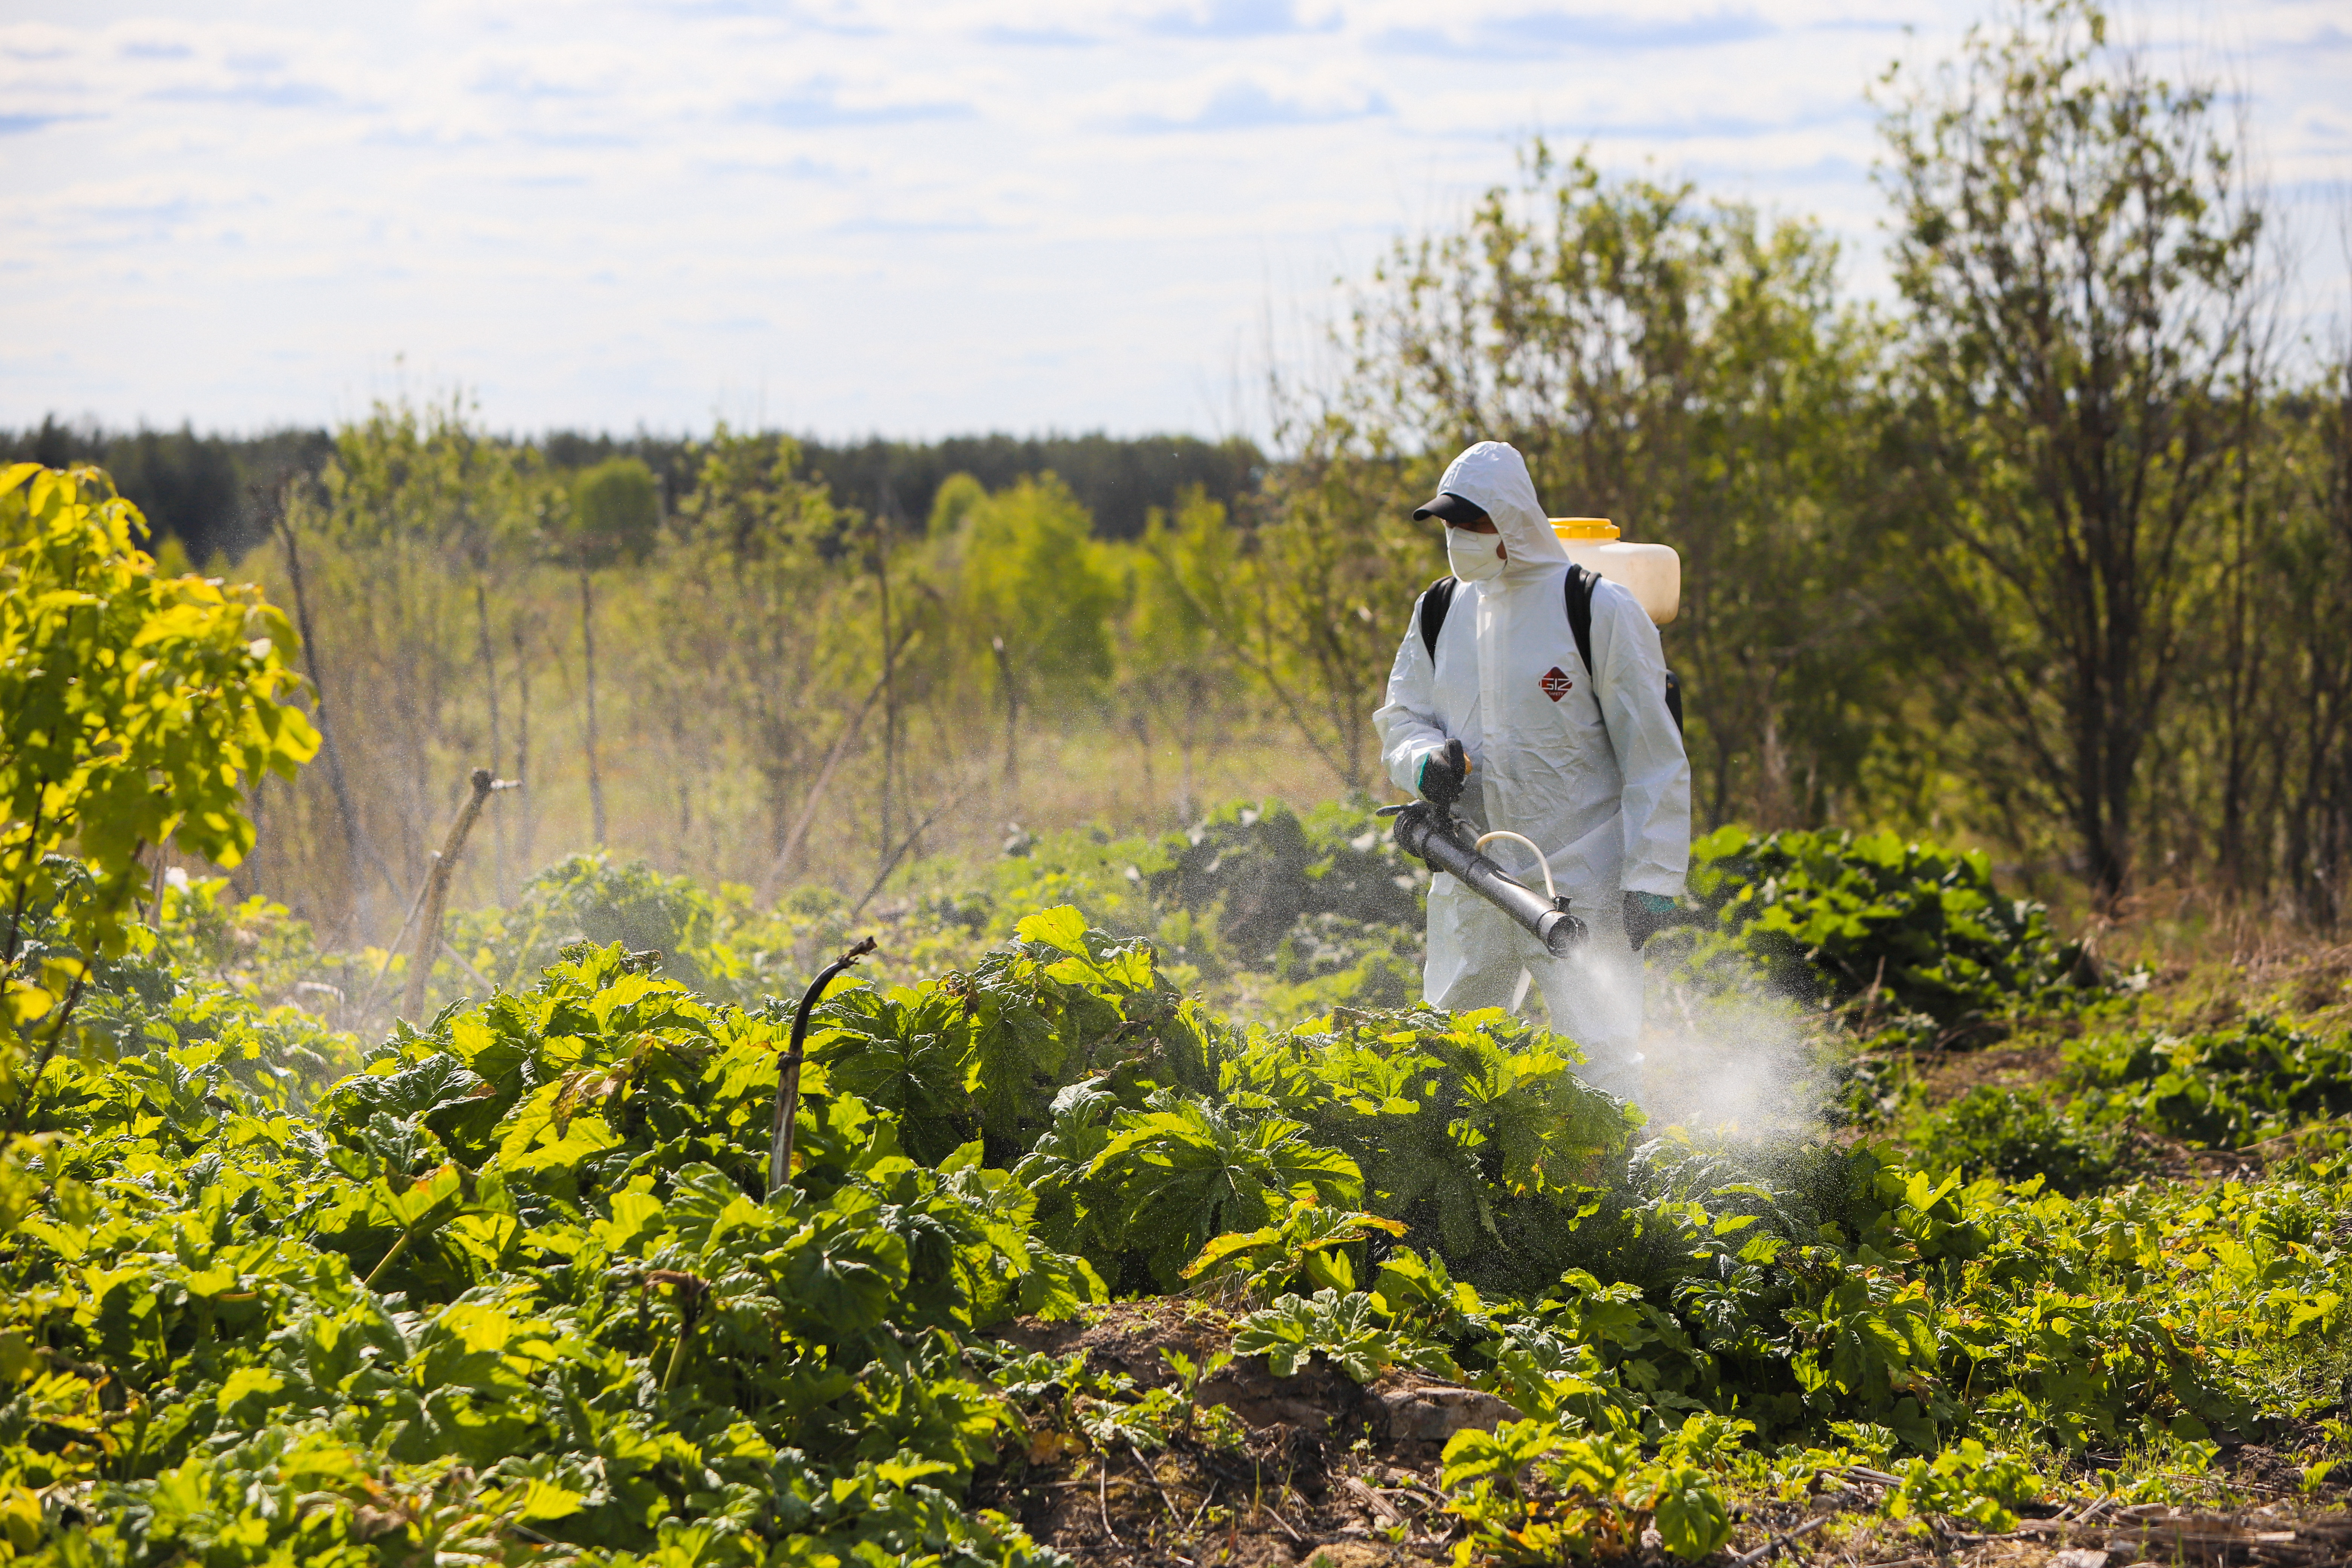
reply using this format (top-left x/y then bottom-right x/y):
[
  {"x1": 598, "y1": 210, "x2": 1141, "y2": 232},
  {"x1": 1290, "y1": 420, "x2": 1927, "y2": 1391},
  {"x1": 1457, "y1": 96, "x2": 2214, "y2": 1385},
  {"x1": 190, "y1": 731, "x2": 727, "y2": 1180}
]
[
  {"x1": 456, "y1": 851, "x2": 734, "y2": 997},
  {"x1": 1684, "y1": 826, "x2": 2099, "y2": 1038},
  {"x1": 5, "y1": 937, "x2": 1094, "y2": 1566},
  {"x1": 1910, "y1": 1086, "x2": 2136, "y2": 1196},
  {"x1": 9, "y1": 873, "x2": 361, "y2": 1115},
  {"x1": 2068, "y1": 1015, "x2": 2352, "y2": 1149}
]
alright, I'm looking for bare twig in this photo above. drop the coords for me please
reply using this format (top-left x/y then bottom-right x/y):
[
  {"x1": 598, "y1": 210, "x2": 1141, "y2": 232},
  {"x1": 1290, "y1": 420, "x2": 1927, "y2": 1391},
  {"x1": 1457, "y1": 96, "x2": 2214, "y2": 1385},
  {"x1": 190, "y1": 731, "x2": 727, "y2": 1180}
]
[
  {"x1": 1097, "y1": 1455, "x2": 1122, "y2": 1550},
  {"x1": 439, "y1": 936, "x2": 496, "y2": 995},
  {"x1": 1130, "y1": 1443, "x2": 1183, "y2": 1528},
  {"x1": 1184, "y1": 1481, "x2": 1219, "y2": 1540},
  {"x1": 1259, "y1": 1501, "x2": 1306, "y2": 1544},
  {"x1": 2234, "y1": 1114, "x2": 2352, "y2": 1154},
  {"x1": 1343, "y1": 1475, "x2": 1404, "y2": 1528},
  {"x1": 356, "y1": 875, "x2": 437, "y2": 1018},
  {"x1": 848, "y1": 774, "x2": 976, "y2": 922},
  {"x1": 1826, "y1": 1465, "x2": 1903, "y2": 1488},
  {"x1": 401, "y1": 769, "x2": 504, "y2": 1023},
  {"x1": 752, "y1": 625, "x2": 922, "y2": 906},
  {"x1": 1732, "y1": 1513, "x2": 1833, "y2": 1567}
]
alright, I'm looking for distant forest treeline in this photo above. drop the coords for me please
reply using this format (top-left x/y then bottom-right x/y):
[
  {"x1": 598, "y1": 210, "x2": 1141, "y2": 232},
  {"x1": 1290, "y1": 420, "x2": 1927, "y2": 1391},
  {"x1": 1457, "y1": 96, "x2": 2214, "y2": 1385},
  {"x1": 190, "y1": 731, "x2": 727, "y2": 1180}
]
[{"x1": 0, "y1": 418, "x2": 1262, "y2": 565}]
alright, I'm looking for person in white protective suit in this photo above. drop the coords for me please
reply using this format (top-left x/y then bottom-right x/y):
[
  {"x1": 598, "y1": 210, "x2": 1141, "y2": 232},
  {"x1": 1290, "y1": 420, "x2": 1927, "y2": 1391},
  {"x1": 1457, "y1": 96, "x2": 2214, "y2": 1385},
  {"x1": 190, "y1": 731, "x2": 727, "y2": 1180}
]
[{"x1": 1372, "y1": 441, "x2": 1690, "y2": 1098}]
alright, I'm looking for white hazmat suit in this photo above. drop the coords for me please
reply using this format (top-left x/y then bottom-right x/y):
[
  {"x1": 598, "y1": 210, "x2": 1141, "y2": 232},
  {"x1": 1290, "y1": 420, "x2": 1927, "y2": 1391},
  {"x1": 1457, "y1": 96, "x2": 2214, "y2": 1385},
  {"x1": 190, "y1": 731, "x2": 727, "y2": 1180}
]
[{"x1": 1372, "y1": 442, "x2": 1691, "y2": 1095}]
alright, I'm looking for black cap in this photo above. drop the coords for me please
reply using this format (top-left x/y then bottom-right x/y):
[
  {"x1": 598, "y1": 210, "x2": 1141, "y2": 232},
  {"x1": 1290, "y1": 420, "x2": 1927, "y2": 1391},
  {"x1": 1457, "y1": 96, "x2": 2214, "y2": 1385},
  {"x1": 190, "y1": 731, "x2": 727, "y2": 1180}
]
[{"x1": 1413, "y1": 491, "x2": 1488, "y2": 527}]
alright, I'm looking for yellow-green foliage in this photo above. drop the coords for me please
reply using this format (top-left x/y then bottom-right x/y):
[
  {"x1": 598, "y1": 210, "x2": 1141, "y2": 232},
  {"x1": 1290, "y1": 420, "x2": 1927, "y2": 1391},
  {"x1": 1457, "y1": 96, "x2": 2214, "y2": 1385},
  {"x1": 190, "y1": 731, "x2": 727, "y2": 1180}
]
[
  {"x1": 9, "y1": 877, "x2": 2352, "y2": 1565},
  {"x1": 1, "y1": 464, "x2": 316, "y2": 1100}
]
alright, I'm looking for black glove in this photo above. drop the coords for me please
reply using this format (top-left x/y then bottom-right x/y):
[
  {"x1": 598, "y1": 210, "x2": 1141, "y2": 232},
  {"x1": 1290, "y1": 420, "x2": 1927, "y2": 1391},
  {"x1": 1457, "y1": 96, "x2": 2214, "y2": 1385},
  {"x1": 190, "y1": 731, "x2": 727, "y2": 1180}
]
[
  {"x1": 1417, "y1": 739, "x2": 1470, "y2": 810},
  {"x1": 1623, "y1": 891, "x2": 1680, "y2": 951}
]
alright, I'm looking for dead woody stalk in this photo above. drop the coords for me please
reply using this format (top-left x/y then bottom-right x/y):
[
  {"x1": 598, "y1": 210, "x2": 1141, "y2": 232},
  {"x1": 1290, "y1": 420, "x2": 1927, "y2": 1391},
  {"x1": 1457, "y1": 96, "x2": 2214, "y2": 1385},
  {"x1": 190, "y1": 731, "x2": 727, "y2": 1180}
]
[{"x1": 399, "y1": 768, "x2": 521, "y2": 1022}]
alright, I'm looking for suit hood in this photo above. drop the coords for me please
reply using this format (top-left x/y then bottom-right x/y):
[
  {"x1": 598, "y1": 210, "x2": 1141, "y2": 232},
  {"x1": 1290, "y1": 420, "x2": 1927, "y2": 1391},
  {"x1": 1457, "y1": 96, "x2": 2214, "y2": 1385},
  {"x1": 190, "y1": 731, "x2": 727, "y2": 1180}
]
[{"x1": 1434, "y1": 442, "x2": 1565, "y2": 576}]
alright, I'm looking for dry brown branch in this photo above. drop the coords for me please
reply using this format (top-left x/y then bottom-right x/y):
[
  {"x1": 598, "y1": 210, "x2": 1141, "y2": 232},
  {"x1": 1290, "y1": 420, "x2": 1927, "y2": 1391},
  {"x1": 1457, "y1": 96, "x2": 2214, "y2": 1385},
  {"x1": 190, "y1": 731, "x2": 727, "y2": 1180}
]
[
  {"x1": 401, "y1": 769, "x2": 505, "y2": 1021},
  {"x1": 1733, "y1": 1513, "x2": 1833, "y2": 1567},
  {"x1": 751, "y1": 623, "x2": 921, "y2": 906}
]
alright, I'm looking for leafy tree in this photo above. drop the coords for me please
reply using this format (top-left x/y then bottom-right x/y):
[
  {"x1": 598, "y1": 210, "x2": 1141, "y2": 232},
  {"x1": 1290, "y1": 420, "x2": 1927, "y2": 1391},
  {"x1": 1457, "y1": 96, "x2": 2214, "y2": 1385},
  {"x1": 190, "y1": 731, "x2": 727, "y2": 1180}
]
[
  {"x1": 661, "y1": 429, "x2": 862, "y2": 893},
  {"x1": 279, "y1": 395, "x2": 539, "y2": 914},
  {"x1": 1339, "y1": 142, "x2": 1897, "y2": 826},
  {"x1": 565, "y1": 458, "x2": 660, "y2": 844},
  {"x1": 951, "y1": 475, "x2": 1118, "y2": 785},
  {"x1": 2266, "y1": 353, "x2": 2352, "y2": 924},
  {"x1": 0, "y1": 463, "x2": 316, "y2": 1123},
  {"x1": 570, "y1": 457, "x2": 661, "y2": 567},
  {"x1": 1122, "y1": 489, "x2": 1248, "y2": 815},
  {"x1": 1879, "y1": 0, "x2": 2266, "y2": 901},
  {"x1": 1239, "y1": 427, "x2": 1423, "y2": 794},
  {"x1": 927, "y1": 471, "x2": 986, "y2": 538},
  {"x1": 1142, "y1": 415, "x2": 1421, "y2": 795}
]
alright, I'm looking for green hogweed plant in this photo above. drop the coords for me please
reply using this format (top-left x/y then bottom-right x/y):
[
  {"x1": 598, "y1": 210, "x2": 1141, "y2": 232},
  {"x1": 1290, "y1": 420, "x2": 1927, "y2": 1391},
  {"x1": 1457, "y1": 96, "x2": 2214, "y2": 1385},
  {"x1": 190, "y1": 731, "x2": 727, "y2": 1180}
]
[{"x1": 3, "y1": 892, "x2": 2349, "y2": 1564}]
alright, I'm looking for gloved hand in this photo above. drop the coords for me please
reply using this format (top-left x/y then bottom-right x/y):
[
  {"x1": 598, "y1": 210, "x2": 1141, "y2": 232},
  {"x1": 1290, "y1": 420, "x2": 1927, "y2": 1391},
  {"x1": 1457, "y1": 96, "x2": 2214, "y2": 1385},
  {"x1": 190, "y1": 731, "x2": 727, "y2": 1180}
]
[
  {"x1": 1623, "y1": 891, "x2": 1680, "y2": 951},
  {"x1": 1417, "y1": 739, "x2": 1470, "y2": 809}
]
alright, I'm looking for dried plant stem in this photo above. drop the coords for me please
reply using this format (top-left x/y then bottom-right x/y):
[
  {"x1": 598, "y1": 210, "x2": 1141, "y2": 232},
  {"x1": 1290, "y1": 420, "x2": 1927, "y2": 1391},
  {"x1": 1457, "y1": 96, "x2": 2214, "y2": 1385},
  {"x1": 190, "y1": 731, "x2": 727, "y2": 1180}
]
[{"x1": 401, "y1": 769, "x2": 501, "y2": 1022}]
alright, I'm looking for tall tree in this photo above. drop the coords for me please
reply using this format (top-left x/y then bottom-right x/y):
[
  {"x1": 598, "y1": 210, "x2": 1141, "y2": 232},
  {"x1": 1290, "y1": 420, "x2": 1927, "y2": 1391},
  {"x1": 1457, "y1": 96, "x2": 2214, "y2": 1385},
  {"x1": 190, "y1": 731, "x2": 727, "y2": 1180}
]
[
  {"x1": 2266, "y1": 338, "x2": 2352, "y2": 925},
  {"x1": 661, "y1": 429, "x2": 855, "y2": 891},
  {"x1": 1126, "y1": 489, "x2": 1248, "y2": 818},
  {"x1": 568, "y1": 458, "x2": 660, "y2": 846},
  {"x1": 285, "y1": 394, "x2": 534, "y2": 912},
  {"x1": 953, "y1": 475, "x2": 1118, "y2": 787},
  {"x1": 1340, "y1": 145, "x2": 1895, "y2": 823},
  {"x1": 2, "y1": 464, "x2": 316, "y2": 1121},
  {"x1": 1880, "y1": 0, "x2": 2266, "y2": 901},
  {"x1": 1222, "y1": 422, "x2": 1419, "y2": 794}
]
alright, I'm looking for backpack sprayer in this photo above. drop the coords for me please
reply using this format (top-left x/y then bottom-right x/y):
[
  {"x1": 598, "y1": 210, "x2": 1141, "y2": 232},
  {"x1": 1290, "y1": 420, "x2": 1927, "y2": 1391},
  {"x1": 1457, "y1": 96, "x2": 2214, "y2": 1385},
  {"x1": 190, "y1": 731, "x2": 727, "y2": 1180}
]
[{"x1": 1378, "y1": 740, "x2": 1588, "y2": 958}]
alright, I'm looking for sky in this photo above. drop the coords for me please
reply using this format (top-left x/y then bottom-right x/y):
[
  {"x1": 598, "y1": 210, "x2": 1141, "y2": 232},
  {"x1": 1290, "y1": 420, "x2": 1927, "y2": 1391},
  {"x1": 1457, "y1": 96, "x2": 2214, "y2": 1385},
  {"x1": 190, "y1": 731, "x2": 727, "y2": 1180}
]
[{"x1": 4, "y1": 0, "x2": 2347, "y2": 441}]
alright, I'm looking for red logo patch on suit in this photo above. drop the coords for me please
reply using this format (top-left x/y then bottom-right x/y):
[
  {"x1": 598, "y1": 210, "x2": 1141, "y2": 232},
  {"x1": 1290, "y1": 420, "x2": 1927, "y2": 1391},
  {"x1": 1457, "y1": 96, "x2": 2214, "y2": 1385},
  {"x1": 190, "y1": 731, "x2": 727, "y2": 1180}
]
[{"x1": 1538, "y1": 666, "x2": 1573, "y2": 702}]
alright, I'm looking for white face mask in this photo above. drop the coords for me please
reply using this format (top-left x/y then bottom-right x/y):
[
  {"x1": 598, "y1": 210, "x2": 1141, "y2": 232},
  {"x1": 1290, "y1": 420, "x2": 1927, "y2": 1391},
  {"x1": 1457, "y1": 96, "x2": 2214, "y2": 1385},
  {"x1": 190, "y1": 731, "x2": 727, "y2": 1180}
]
[{"x1": 1447, "y1": 528, "x2": 1507, "y2": 582}]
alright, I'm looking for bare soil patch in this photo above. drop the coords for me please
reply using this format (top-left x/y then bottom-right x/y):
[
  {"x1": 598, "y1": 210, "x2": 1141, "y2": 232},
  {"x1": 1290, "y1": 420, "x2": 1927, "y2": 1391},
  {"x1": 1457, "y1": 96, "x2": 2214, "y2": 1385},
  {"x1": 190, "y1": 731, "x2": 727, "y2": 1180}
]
[{"x1": 978, "y1": 1306, "x2": 2352, "y2": 1566}]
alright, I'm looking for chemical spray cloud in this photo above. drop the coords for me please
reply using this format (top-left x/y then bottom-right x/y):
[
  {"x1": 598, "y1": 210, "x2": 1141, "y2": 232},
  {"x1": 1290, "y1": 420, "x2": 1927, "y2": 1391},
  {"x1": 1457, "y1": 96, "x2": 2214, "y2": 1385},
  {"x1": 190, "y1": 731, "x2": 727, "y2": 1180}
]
[{"x1": 1615, "y1": 934, "x2": 1833, "y2": 1142}]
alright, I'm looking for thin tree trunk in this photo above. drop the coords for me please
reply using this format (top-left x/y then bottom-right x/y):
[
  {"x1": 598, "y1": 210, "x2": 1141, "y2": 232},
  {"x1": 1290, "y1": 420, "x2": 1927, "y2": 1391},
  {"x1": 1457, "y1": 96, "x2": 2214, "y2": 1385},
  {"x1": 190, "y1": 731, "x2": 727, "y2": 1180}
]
[
  {"x1": 876, "y1": 519, "x2": 897, "y2": 872},
  {"x1": 751, "y1": 624, "x2": 920, "y2": 905},
  {"x1": 579, "y1": 562, "x2": 606, "y2": 846},
  {"x1": 1177, "y1": 690, "x2": 1197, "y2": 824},
  {"x1": 475, "y1": 576, "x2": 507, "y2": 902},
  {"x1": 512, "y1": 620, "x2": 534, "y2": 878},
  {"x1": 993, "y1": 635, "x2": 1020, "y2": 787},
  {"x1": 1131, "y1": 709, "x2": 1155, "y2": 802},
  {"x1": 238, "y1": 777, "x2": 265, "y2": 900},
  {"x1": 276, "y1": 505, "x2": 403, "y2": 926},
  {"x1": 2217, "y1": 435, "x2": 2262, "y2": 897}
]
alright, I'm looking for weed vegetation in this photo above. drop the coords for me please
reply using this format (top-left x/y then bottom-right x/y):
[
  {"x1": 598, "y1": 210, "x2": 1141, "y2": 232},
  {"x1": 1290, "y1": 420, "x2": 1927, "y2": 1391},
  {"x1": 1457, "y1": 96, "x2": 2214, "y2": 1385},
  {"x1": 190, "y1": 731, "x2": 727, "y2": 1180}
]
[{"x1": 5, "y1": 810, "x2": 2350, "y2": 1566}]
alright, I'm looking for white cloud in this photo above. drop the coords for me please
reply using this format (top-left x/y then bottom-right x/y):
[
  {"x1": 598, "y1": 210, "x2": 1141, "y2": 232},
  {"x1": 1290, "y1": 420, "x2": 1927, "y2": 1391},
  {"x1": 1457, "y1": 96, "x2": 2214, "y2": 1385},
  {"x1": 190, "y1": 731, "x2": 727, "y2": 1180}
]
[{"x1": 0, "y1": 0, "x2": 2343, "y2": 438}]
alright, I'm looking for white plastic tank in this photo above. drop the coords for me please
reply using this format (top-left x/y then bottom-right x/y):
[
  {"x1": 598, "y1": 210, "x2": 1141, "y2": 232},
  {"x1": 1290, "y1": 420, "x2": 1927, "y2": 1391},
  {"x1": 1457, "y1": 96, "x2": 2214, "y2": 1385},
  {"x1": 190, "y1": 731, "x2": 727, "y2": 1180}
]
[{"x1": 1551, "y1": 518, "x2": 1678, "y2": 626}]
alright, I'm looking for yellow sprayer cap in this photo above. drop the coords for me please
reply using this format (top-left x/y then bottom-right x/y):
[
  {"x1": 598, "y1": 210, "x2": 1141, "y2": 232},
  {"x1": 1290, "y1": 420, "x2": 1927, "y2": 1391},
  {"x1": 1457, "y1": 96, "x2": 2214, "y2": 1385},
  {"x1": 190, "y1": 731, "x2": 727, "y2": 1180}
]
[{"x1": 1551, "y1": 518, "x2": 1619, "y2": 541}]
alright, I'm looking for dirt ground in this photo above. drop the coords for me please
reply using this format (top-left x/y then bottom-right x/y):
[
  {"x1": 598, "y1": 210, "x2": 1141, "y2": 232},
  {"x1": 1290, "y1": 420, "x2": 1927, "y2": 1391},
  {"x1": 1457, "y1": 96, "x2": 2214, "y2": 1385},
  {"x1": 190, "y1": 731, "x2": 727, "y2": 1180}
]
[
  {"x1": 974, "y1": 1300, "x2": 2352, "y2": 1568},
  {"x1": 966, "y1": 936, "x2": 2352, "y2": 1566}
]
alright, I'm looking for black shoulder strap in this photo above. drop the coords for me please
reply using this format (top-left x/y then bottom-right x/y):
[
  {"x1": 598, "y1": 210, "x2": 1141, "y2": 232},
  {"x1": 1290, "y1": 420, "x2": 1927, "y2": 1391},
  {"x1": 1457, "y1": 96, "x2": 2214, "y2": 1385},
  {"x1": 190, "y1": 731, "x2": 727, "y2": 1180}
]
[
  {"x1": 1416, "y1": 575, "x2": 1458, "y2": 662},
  {"x1": 1563, "y1": 564, "x2": 1597, "y2": 679},
  {"x1": 1568, "y1": 565, "x2": 1684, "y2": 735}
]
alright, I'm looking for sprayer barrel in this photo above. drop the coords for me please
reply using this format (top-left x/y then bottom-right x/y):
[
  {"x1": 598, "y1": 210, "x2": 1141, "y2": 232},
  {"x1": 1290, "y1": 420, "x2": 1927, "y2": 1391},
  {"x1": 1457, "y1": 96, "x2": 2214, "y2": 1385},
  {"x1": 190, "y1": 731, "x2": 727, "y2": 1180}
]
[{"x1": 1390, "y1": 803, "x2": 1585, "y2": 958}]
